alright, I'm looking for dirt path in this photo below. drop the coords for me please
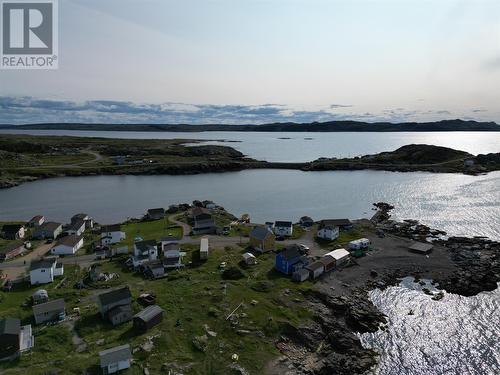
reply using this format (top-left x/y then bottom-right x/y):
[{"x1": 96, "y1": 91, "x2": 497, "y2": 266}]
[
  {"x1": 169, "y1": 213, "x2": 191, "y2": 238},
  {"x1": 0, "y1": 243, "x2": 53, "y2": 280}
]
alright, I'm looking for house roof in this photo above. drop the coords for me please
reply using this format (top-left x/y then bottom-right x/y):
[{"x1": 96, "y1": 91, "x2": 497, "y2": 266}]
[
  {"x1": 146, "y1": 261, "x2": 164, "y2": 271},
  {"x1": 0, "y1": 318, "x2": 20, "y2": 336},
  {"x1": 320, "y1": 219, "x2": 352, "y2": 227},
  {"x1": 40, "y1": 222, "x2": 62, "y2": 232},
  {"x1": 147, "y1": 208, "x2": 165, "y2": 215},
  {"x1": 99, "y1": 344, "x2": 131, "y2": 367},
  {"x1": 193, "y1": 219, "x2": 216, "y2": 228},
  {"x1": 409, "y1": 242, "x2": 434, "y2": 253},
  {"x1": 278, "y1": 245, "x2": 301, "y2": 260},
  {"x1": 135, "y1": 240, "x2": 157, "y2": 252},
  {"x1": 160, "y1": 235, "x2": 181, "y2": 242},
  {"x1": 97, "y1": 286, "x2": 132, "y2": 306},
  {"x1": 55, "y1": 234, "x2": 82, "y2": 247},
  {"x1": 250, "y1": 226, "x2": 273, "y2": 240},
  {"x1": 100, "y1": 224, "x2": 121, "y2": 233},
  {"x1": 29, "y1": 215, "x2": 44, "y2": 223},
  {"x1": 163, "y1": 257, "x2": 180, "y2": 266},
  {"x1": 325, "y1": 248, "x2": 350, "y2": 261},
  {"x1": 0, "y1": 242, "x2": 24, "y2": 255},
  {"x1": 306, "y1": 261, "x2": 324, "y2": 271},
  {"x1": 163, "y1": 243, "x2": 180, "y2": 251},
  {"x1": 300, "y1": 216, "x2": 314, "y2": 222},
  {"x1": 71, "y1": 213, "x2": 88, "y2": 221},
  {"x1": 275, "y1": 221, "x2": 293, "y2": 227},
  {"x1": 30, "y1": 258, "x2": 56, "y2": 271},
  {"x1": 32, "y1": 298, "x2": 65, "y2": 315},
  {"x1": 133, "y1": 305, "x2": 163, "y2": 322},
  {"x1": 108, "y1": 304, "x2": 133, "y2": 319},
  {"x1": 2, "y1": 224, "x2": 23, "y2": 233},
  {"x1": 69, "y1": 219, "x2": 85, "y2": 230},
  {"x1": 319, "y1": 255, "x2": 335, "y2": 266}
]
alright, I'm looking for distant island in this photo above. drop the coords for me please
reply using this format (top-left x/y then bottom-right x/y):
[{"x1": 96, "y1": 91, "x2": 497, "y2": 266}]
[
  {"x1": 1, "y1": 119, "x2": 500, "y2": 132},
  {"x1": 1, "y1": 134, "x2": 499, "y2": 188}
]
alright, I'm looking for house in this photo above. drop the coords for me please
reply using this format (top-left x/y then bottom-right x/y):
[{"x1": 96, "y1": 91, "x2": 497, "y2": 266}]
[
  {"x1": 66, "y1": 219, "x2": 86, "y2": 236},
  {"x1": 1, "y1": 224, "x2": 25, "y2": 240},
  {"x1": 50, "y1": 235, "x2": 84, "y2": 255},
  {"x1": 96, "y1": 287, "x2": 133, "y2": 326},
  {"x1": 319, "y1": 255, "x2": 336, "y2": 273},
  {"x1": 0, "y1": 243, "x2": 25, "y2": 261},
  {"x1": 274, "y1": 221, "x2": 293, "y2": 237},
  {"x1": 33, "y1": 222, "x2": 63, "y2": 240},
  {"x1": 0, "y1": 318, "x2": 34, "y2": 361},
  {"x1": 99, "y1": 344, "x2": 132, "y2": 374},
  {"x1": 71, "y1": 213, "x2": 94, "y2": 229},
  {"x1": 317, "y1": 223, "x2": 339, "y2": 241},
  {"x1": 202, "y1": 200, "x2": 217, "y2": 209},
  {"x1": 325, "y1": 248, "x2": 351, "y2": 267},
  {"x1": 191, "y1": 207, "x2": 217, "y2": 234},
  {"x1": 199, "y1": 237, "x2": 209, "y2": 260},
  {"x1": 146, "y1": 208, "x2": 165, "y2": 220},
  {"x1": 28, "y1": 215, "x2": 45, "y2": 228},
  {"x1": 242, "y1": 252, "x2": 257, "y2": 265},
  {"x1": 299, "y1": 216, "x2": 314, "y2": 227},
  {"x1": 161, "y1": 237, "x2": 183, "y2": 269},
  {"x1": 305, "y1": 261, "x2": 324, "y2": 279},
  {"x1": 29, "y1": 258, "x2": 63, "y2": 285},
  {"x1": 349, "y1": 238, "x2": 370, "y2": 250},
  {"x1": 100, "y1": 225, "x2": 126, "y2": 245},
  {"x1": 319, "y1": 219, "x2": 353, "y2": 231},
  {"x1": 133, "y1": 305, "x2": 163, "y2": 332},
  {"x1": 132, "y1": 240, "x2": 158, "y2": 268},
  {"x1": 249, "y1": 226, "x2": 275, "y2": 253},
  {"x1": 292, "y1": 268, "x2": 309, "y2": 282},
  {"x1": 32, "y1": 298, "x2": 65, "y2": 324},
  {"x1": 275, "y1": 245, "x2": 302, "y2": 275},
  {"x1": 265, "y1": 222, "x2": 274, "y2": 231},
  {"x1": 144, "y1": 261, "x2": 166, "y2": 279},
  {"x1": 409, "y1": 242, "x2": 433, "y2": 254}
]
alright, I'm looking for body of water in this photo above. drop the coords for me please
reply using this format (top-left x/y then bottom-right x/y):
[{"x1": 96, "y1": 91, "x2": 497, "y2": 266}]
[
  {"x1": 0, "y1": 170, "x2": 499, "y2": 240},
  {"x1": 1, "y1": 129, "x2": 500, "y2": 162},
  {"x1": 360, "y1": 278, "x2": 500, "y2": 375}
]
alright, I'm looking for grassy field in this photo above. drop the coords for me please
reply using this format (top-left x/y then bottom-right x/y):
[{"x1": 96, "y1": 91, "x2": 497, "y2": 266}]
[
  {"x1": 314, "y1": 229, "x2": 363, "y2": 248},
  {"x1": 0, "y1": 232, "x2": 314, "y2": 374}
]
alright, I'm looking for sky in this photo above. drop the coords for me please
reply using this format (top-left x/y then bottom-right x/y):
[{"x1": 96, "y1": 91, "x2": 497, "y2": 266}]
[{"x1": 0, "y1": 0, "x2": 499, "y2": 125}]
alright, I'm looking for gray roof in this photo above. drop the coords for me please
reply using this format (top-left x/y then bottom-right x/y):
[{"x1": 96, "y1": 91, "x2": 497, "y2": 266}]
[
  {"x1": 69, "y1": 219, "x2": 85, "y2": 230},
  {"x1": 319, "y1": 255, "x2": 335, "y2": 266},
  {"x1": 108, "y1": 304, "x2": 133, "y2": 319},
  {"x1": 39, "y1": 222, "x2": 62, "y2": 232},
  {"x1": 320, "y1": 219, "x2": 352, "y2": 227},
  {"x1": 0, "y1": 242, "x2": 24, "y2": 255},
  {"x1": 97, "y1": 286, "x2": 132, "y2": 306},
  {"x1": 56, "y1": 234, "x2": 82, "y2": 247},
  {"x1": 1, "y1": 224, "x2": 23, "y2": 233},
  {"x1": 29, "y1": 215, "x2": 44, "y2": 222},
  {"x1": 306, "y1": 261, "x2": 324, "y2": 271},
  {"x1": 30, "y1": 258, "x2": 56, "y2": 271},
  {"x1": 160, "y1": 235, "x2": 181, "y2": 242},
  {"x1": 278, "y1": 245, "x2": 301, "y2": 260},
  {"x1": 275, "y1": 221, "x2": 292, "y2": 227},
  {"x1": 250, "y1": 226, "x2": 273, "y2": 240},
  {"x1": 133, "y1": 305, "x2": 163, "y2": 322},
  {"x1": 135, "y1": 240, "x2": 157, "y2": 252},
  {"x1": 33, "y1": 298, "x2": 65, "y2": 315},
  {"x1": 0, "y1": 318, "x2": 20, "y2": 336},
  {"x1": 99, "y1": 344, "x2": 131, "y2": 367},
  {"x1": 409, "y1": 242, "x2": 434, "y2": 252},
  {"x1": 147, "y1": 208, "x2": 165, "y2": 215},
  {"x1": 100, "y1": 224, "x2": 121, "y2": 233}
]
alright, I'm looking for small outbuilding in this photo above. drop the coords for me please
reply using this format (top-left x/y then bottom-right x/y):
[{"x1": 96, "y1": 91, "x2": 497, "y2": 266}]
[
  {"x1": 99, "y1": 344, "x2": 132, "y2": 374},
  {"x1": 319, "y1": 255, "x2": 336, "y2": 273},
  {"x1": 242, "y1": 252, "x2": 257, "y2": 265},
  {"x1": 292, "y1": 268, "x2": 309, "y2": 282},
  {"x1": 133, "y1": 305, "x2": 163, "y2": 332},
  {"x1": 325, "y1": 248, "x2": 351, "y2": 268},
  {"x1": 0, "y1": 243, "x2": 25, "y2": 261},
  {"x1": 305, "y1": 261, "x2": 324, "y2": 279},
  {"x1": 199, "y1": 237, "x2": 209, "y2": 260},
  {"x1": 408, "y1": 242, "x2": 433, "y2": 254}
]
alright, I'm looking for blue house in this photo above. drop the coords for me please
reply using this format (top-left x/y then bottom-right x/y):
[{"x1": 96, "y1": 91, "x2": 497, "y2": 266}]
[{"x1": 275, "y1": 245, "x2": 302, "y2": 275}]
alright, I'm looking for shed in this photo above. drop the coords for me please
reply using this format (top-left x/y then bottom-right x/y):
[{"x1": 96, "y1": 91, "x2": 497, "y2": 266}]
[
  {"x1": 319, "y1": 255, "x2": 336, "y2": 272},
  {"x1": 99, "y1": 344, "x2": 131, "y2": 374},
  {"x1": 305, "y1": 261, "x2": 324, "y2": 279},
  {"x1": 0, "y1": 318, "x2": 20, "y2": 360},
  {"x1": 242, "y1": 252, "x2": 257, "y2": 265},
  {"x1": 133, "y1": 305, "x2": 163, "y2": 332},
  {"x1": 199, "y1": 237, "x2": 209, "y2": 260},
  {"x1": 32, "y1": 298, "x2": 65, "y2": 325},
  {"x1": 409, "y1": 242, "x2": 433, "y2": 254},
  {"x1": 292, "y1": 268, "x2": 309, "y2": 282},
  {"x1": 325, "y1": 248, "x2": 351, "y2": 267}
]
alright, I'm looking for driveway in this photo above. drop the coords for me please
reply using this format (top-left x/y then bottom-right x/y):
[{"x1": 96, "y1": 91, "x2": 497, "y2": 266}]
[{"x1": 0, "y1": 243, "x2": 53, "y2": 280}]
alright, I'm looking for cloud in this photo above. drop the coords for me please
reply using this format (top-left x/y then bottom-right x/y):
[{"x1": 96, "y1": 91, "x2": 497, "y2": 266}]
[
  {"x1": 482, "y1": 56, "x2": 500, "y2": 71},
  {"x1": 0, "y1": 96, "x2": 496, "y2": 125}
]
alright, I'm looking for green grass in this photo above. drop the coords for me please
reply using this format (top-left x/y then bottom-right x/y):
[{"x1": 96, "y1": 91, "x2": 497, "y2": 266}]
[
  {"x1": 0, "y1": 236, "x2": 315, "y2": 374},
  {"x1": 315, "y1": 228, "x2": 363, "y2": 248},
  {"x1": 119, "y1": 219, "x2": 183, "y2": 250}
]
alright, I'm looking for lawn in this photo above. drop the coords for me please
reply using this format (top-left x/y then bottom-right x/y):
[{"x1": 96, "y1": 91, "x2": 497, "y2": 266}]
[
  {"x1": 118, "y1": 218, "x2": 183, "y2": 249},
  {"x1": 315, "y1": 228, "x2": 364, "y2": 248},
  {"x1": 0, "y1": 238, "x2": 315, "y2": 374}
]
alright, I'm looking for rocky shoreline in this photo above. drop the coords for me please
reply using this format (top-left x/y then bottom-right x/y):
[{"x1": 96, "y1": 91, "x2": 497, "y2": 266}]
[{"x1": 269, "y1": 203, "x2": 500, "y2": 375}]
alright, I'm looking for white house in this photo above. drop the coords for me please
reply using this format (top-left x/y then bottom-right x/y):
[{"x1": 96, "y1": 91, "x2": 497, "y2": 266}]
[
  {"x1": 29, "y1": 258, "x2": 63, "y2": 285},
  {"x1": 160, "y1": 236, "x2": 183, "y2": 268},
  {"x1": 100, "y1": 225, "x2": 126, "y2": 246},
  {"x1": 132, "y1": 240, "x2": 158, "y2": 268},
  {"x1": 66, "y1": 219, "x2": 85, "y2": 236},
  {"x1": 99, "y1": 344, "x2": 132, "y2": 374},
  {"x1": 50, "y1": 235, "x2": 83, "y2": 255},
  {"x1": 274, "y1": 221, "x2": 293, "y2": 237},
  {"x1": 325, "y1": 248, "x2": 350, "y2": 267},
  {"x1": 317, "y1": 224, "x2": 339, "y2": 241},
  {"x1": 199, "y1": 237, "x2": 209, "y2": 260}
]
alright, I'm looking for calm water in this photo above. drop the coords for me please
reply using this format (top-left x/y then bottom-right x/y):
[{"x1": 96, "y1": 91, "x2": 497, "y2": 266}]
[
  {"x1": 1, "y1": 129, "x2": 500, "y2": 162},
  {"x1": 0, "y1": 170, "x2": 499, "y2": 240},
  {"x1": 360, "y1": 278, "x2": 500, "y2": 375}
]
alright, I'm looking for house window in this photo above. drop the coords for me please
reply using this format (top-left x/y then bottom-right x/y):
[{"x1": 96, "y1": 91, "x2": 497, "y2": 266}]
[{"x1": 41, "y1": 269, "x2": 45, "y2": 272}]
